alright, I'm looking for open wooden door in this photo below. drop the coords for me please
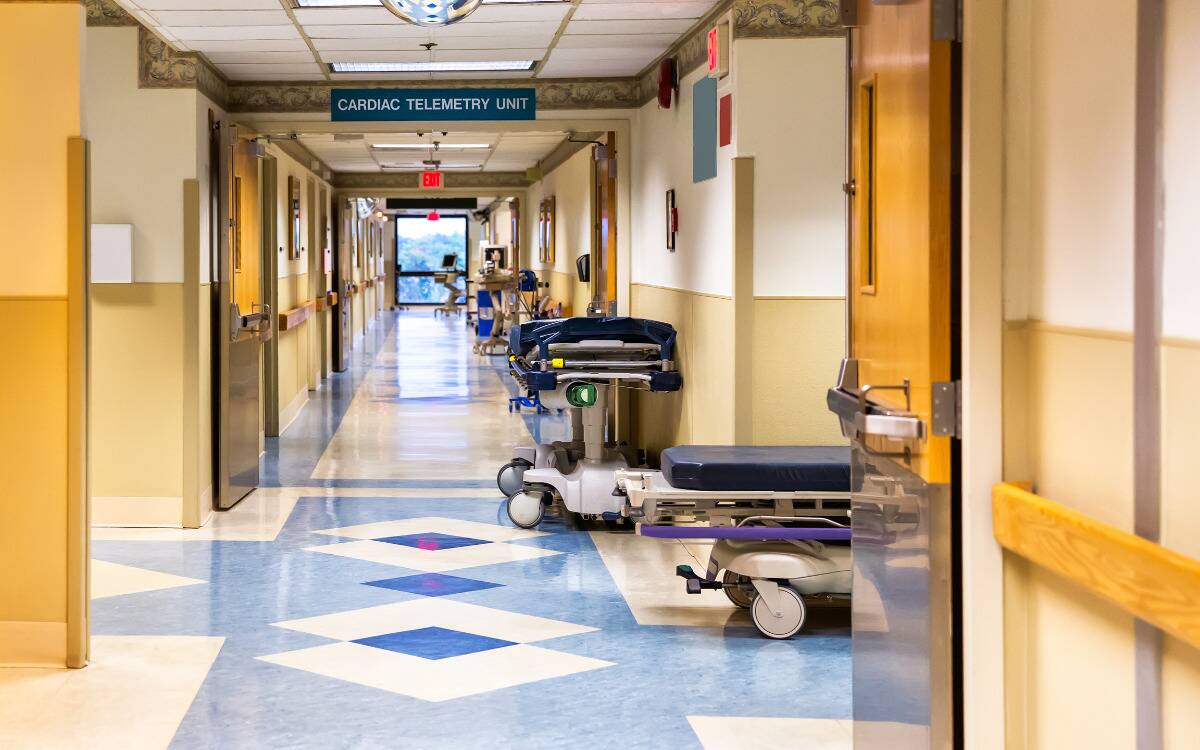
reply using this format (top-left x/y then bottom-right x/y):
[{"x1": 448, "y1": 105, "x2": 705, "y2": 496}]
[
  {"x1": 828, "y1": 2, "x2": 960, "y2": 747},
  {"x1": 591, "y1": 132, "x2": 618, "y2": 315},
  {"x1": 213, "y1": 123, "x2": 269, "y2": 510}
]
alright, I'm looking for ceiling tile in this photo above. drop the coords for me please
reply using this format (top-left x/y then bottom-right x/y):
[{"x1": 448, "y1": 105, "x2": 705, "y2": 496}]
[
  {"x1": 172, "y1": 26, "x2": 303, "y2": 41},
  {"x1": 188, "y1": 39, "x2": 313, "y2": 52},
  {"x1": 572, "y1": 1, "x2": 714, "y2": 21},
  {"x1": 563, "y1": 18, "x2": 695, "y2": 35},
  {"x1": 147, "y1": 10, "x2": 292, "y2": 26}
]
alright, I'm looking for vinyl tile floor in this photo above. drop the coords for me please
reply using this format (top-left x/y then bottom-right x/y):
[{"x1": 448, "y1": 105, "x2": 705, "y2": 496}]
[{"x1": 5, "y1": 311, "x2": 851, "y2": 749}]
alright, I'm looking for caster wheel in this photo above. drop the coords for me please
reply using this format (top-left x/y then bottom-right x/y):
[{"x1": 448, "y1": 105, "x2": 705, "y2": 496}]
[
  {"x1": 751, "y1": 586, "x2": 806, "y2": 639},
  {"x1": 496, "y1": 460, "x2": 531, "y2": 497},
  {"x1": 506, "y1": 490, "x2": 545, "y2": 529},
  {"x1": 723, "y1": 571, "x2": 755, "y2": 609}
]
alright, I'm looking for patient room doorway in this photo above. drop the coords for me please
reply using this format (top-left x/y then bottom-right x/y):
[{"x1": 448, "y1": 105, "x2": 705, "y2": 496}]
[{"x1": 833, "y1": 1, "x2": 963, "y2": 747}]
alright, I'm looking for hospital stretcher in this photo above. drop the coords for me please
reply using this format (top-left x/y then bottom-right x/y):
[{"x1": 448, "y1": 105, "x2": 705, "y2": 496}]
[
  {"x1": 499, "y1": 317, "x2": 682, "y2": 528},
  {"x1": 615, "y1": 446, "x2": 852, "y2": 639}
]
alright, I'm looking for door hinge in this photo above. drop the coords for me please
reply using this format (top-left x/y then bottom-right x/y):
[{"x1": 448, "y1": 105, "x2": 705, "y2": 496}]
[
  {"x1": 932, "y1": 0, "x2": 962, "y2": 42},
  {"x1": 931, "y1": 380, "x2": 962, "y2": 438}
]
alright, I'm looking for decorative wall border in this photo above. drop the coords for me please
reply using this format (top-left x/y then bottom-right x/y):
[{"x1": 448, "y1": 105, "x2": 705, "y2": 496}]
[
  {"x1": 85, "y1": 0, "x2": 137, "y2": 27},
  {"x1": 137, "y1": 28, "x2": 230, "y2": 106}
]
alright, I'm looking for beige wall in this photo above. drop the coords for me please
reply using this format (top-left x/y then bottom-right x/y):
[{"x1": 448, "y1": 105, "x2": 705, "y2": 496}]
[
  {"x1": 0, "y1": 1, "x2": 86, "y2": 667},
  {"x1": 527, "y1": 146, "x2": 593, "y2": 315},
  {"x1": 1000, "y1": 0, "x2": 1200, "y2": 745},
  {"x1": 630, "y1": 284, "x2": 735, "y2": 460},
  {"x1": 627, "y1": 37, "x2": 847, "y2": 450},
  {"x1": 86, "y1": 26, "x2": 205, "y2": 526},
  {"x1": 751, "y1": 298, "x2": 845, "y2": 445},
  {"x1": 269, "y1": 145, "x2": 332, "y2": 432}
]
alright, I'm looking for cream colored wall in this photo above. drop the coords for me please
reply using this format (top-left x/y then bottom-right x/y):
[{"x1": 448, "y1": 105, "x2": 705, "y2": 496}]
[
  {"x1": 631, "y1": 65, "x2": 734, "y2": 297},
  {"x1": 751, "y1": 298, "x2": 845, "y2": 444},
  {"x1": 85, "y1": 26, "x2": 206, "y2": 526},
  {"x1": 735, "y1": 38, "x2": 847, "y2": 298},
  {"x1": 269, "y1": 146, "x2": 332, "y2": 431},
  {"x1": 0, "y1": 1, "x2": 85, "y2": 666},
  {"x1": 628, "y1": 38, "x2": 847, "y2": 450},
  {"x1": 1000, "y1": 1, "x2": 1200, "y2": 746},
  {"x1": 90, "y1": 285, "x2": 185, "y2": 525},
  {"x1": 527, "y1": 146, "x2": 593, "y2": 314},
  {"x1": 630, "y1": 284, "x2": 735, "y2": 459}
]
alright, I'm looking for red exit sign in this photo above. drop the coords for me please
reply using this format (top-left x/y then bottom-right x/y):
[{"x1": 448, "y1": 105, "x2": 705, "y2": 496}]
[{"x1": 420, "y1": 170, "x2": 443, "y2": 189}]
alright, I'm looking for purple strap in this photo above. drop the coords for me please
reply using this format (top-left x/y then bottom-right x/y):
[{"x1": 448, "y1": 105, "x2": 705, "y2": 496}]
[{"x1": 639, "y1": 525, "x2": 851, "y2": 542}]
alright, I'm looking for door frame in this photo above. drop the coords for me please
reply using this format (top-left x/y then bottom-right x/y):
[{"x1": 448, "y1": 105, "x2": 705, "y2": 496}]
[{"x1": 261, "y1": 155, "x2": 280, "y2": 437}]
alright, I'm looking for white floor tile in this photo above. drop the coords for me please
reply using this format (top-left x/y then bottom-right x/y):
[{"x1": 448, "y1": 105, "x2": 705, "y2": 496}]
[
  {"x1": 687, "y1": 716, "x2": 852, "y2": 750},
  {"x1": 314, "y1": 516, "x2": 548, "y2": 543},
  {"x1": 589, "y1": 530, "x2": 751, "y2": 628},
  {"x1": 272, "y1": 598, "x2": 597, "y2": 643},
  {"x1": 91, "y1": 560, "x2": 205, "y2": 600},
  {"x1": 305, "y1": 538, "x2": 560, "y2": 572},
  {"x1": 0, "y1": 635, "x2": 224, "y2": 750},
  {"x1": 259, "y1": 641, "x2": 612, "y2": 702}
]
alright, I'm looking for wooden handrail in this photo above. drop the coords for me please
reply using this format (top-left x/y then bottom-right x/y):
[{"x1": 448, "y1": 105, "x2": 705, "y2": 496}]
[
  {"x1": 278, "y1": 300, "x2": 315, "y2": 332},
  {"x1": 993, "y1": 482, "x2": 1200, "y2": 648}
]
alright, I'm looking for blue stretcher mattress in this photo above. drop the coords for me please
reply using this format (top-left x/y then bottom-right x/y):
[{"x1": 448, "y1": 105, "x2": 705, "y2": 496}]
[{"x1": 661, "y1": 445, "x2": 851, "y2": 493}]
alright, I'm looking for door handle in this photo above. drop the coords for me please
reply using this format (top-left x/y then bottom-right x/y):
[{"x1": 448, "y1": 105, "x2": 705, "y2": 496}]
[{"x1": 827, "y1": 360, "x2": 926, "y2": 441}]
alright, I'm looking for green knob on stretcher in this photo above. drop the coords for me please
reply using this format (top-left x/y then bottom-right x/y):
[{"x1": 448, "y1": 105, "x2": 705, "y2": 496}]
[{"x1": 566, "y1": 382, "x2": 598, "y2": 408}]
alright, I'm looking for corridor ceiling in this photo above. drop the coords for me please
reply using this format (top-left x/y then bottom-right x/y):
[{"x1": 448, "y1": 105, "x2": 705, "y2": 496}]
[
  {"x1": 297, "y1": 129, "x2": 570, "y2": 172},
  {"x1": 112, "y1": 0, "x2": 721, "y2": 80}
]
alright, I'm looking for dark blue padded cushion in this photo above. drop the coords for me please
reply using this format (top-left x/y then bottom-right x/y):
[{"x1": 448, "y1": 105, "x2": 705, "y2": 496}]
[{"x1": 660, "y1": 445, "x2": 851, "y2": 493}]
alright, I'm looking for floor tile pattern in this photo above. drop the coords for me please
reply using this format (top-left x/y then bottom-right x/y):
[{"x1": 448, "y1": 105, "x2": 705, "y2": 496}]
[{"x1": 26, "y1": 313, "x2": 851, "y2": 749}]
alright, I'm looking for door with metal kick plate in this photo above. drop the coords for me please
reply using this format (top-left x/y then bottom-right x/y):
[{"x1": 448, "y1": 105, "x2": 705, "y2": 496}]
[
  {"x1": 827, "y1": 0, "x2": 960, "y2": 747},
  {"x1": 214, "y1": 121, "x2": 269, "y2": 510}
]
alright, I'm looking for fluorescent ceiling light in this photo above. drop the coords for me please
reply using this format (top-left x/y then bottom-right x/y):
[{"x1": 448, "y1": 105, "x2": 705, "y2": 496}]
[
  {"x1": 372, "y1": 143, "x2": 491, "y2": 150},
  {"x1": 382, "y1": 164, "x2": 483, "y2": 170},
  {"x1": 330, "y1": 61, "x2": 535, "y2": 73}
]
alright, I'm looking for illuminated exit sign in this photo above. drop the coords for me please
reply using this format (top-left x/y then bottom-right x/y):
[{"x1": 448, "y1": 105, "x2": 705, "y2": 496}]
[
  {"x1": 420, "y1": 171, "x2": 444, "y2": 190},
  {"x1": 707, "y1": 22, "x2": 729, "y2": 79}
]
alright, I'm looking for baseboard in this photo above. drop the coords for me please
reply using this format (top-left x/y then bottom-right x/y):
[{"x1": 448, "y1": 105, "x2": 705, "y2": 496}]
[
  {"x1": 92, "y1": 496, "x2": 183, "y2": 528},
  {"x1": 0, "y1": 621, "x2": 66, "y2": 667},
  {"x1": 183, "y1": 485, "x2": 215, "y2": 530},
  {"x1": 278, "y1": 389, "x2": 310, "y2": 435}
]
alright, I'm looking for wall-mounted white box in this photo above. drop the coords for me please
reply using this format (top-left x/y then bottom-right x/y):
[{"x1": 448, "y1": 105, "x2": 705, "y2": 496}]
[{"x1": 91, "y1": 224, "x2": 133, "y2": 283}]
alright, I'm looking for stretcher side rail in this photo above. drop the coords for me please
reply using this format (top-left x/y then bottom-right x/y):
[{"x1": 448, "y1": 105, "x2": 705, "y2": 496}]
[{"x1": 638, "y1": 525, "x2": 852, "y2": 542}]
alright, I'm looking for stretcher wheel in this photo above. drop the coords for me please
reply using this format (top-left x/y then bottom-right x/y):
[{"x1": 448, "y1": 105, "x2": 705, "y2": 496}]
[
  {"x1": 506, "y1": 490, "x2": 545, "y2": 529},
  {"x1": 496, "y1": 460, "x2": 531, "y2": 497},
  {"x1": 751, "y1": 586, "x2": 806, "y2": 639},
  {"x1": 723, "y1": 572, "x2": 754, "y2": 609}
]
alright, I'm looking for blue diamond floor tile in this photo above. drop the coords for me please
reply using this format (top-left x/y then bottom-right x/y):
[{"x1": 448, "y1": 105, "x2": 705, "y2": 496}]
[
  {"x1": 374, "y1": 532, "x2": 490, "y2": 550},
  {"x1": 364, "y1": 573, "x2": 503, "y2": 597},
  {"x1": 353, "y1": 627, "x2": 515, "y2": 659}
]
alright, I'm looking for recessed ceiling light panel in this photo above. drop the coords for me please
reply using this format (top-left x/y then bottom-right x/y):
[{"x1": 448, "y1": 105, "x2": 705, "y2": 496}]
[
  {"x1": 381, "y1": 0, "x2": 482, "y2": 27},
  {"x1": 330, "y1": 60, "x2": 536, "y2": 73}
]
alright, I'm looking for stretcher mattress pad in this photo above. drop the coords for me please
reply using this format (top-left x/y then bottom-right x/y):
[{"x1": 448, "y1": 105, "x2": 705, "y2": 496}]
[{"x1": 660, "y1": 445, "x2": 851, "y2": 493}]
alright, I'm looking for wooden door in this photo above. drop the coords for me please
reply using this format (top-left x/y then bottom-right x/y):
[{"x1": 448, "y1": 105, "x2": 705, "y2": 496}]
[
  {"x1": 850, "y1": 1, "x2": 955, "y2": 484},
  {"x1": 591, "y1": 132, "x2": 618, "y2": 314},
  {"x1": 844, "y1": 3, "x2": 959, "y2": 749}
]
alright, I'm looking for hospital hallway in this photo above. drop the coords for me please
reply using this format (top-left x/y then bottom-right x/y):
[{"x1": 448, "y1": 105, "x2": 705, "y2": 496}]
[
  {"x1": 10, "y1": 2, "x2": 1200, "y2": 748},
  {"x1": 1, "y1": 311, "x2": 850, "y2": 750}
]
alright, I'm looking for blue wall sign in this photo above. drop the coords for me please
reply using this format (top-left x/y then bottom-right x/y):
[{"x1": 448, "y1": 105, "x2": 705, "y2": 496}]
[{"x1": 331, "y1": 88, "x2": 537, "y2": 122}]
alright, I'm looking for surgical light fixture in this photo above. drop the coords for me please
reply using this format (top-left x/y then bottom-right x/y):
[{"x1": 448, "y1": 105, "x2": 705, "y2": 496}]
[
  {"x1": 294, "y1": 1, "x2": 567, "y2": 6},
  {"x1": 380, "y1": 0, "x2": 482, "y2": 27},
  {"x1": 330, "y1": 60, "x2": 535, "y2": 73}
]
